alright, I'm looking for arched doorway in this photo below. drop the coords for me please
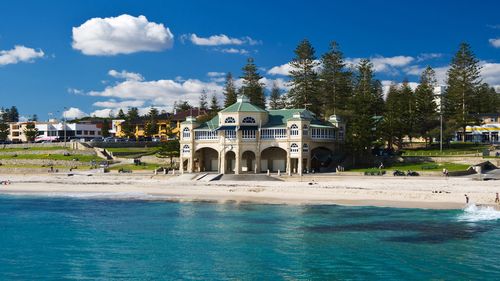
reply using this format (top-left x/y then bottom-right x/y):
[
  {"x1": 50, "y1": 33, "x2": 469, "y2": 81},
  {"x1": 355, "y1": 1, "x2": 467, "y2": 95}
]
[
  {"x1": 311, "y1": 147, "x2": 334, "y2": 172},
  {"x1": 260, "y1": 147, "x2": 287, "y2": 172},
  {"x1": 241, "y1": 151, "x2": 256, "y2": 173},
  {"x1": 195, "y1": 147, "x2": 219, "y2": 172},
  {"x1": 225, "y1": 151, "x2": 236, "y2": 173}
]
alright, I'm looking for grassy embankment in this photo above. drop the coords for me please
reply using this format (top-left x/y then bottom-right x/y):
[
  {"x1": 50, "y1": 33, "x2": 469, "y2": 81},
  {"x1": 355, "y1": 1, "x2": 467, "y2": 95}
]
[
  {"x1": 0, "y1": 146, "x2": 101, "y2": 169},
  {"x1": 105, "y1": 147, "x2": 159, "y2": 158},
  {"x1": 401, "y1": 143, "x2": 490, "y2": 157}
]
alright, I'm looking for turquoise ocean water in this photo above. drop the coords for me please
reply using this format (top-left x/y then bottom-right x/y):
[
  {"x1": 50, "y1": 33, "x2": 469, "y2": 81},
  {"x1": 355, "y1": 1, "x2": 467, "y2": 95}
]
[{"x1": 0, "y1": 193, "x2": 499, "y2": 280}]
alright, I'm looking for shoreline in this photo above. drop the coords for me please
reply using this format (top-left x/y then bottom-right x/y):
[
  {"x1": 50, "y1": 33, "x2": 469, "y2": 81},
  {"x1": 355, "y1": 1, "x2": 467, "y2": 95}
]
[{"x1": 1, "y1": 173, "x2": 499, "y2": 210}]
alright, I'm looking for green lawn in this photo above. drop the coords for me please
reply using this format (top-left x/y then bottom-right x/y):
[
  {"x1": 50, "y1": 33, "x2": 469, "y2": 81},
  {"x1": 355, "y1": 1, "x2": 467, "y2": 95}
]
[
  {"x1": 106, "y1": 147, "x2": 159, "y2": 158},
  {"x1": 0, "y1": 146, "x2": 67, "y2": 152},
  {"x1": 0, "y1": 164, "x2": 92, "y2": 169},
  {"x1": 402, "y1": 142, "x2": 489, "y2": 157},
  {"x1": 349, "y1": 162, "x2": 470, "y2": 173},
  {"x1": 109, "y1": 163, "x2": 162, "y2": 171},
  {"x1": 0, "y1": 154, "x2": 101, "y2": 162}
]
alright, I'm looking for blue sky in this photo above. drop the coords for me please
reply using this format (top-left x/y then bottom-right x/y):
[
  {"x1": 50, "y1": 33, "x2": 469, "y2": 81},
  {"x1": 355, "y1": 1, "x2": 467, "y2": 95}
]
[{"x1": 0, "y1": 0, "x2": 499, "y2": 120}]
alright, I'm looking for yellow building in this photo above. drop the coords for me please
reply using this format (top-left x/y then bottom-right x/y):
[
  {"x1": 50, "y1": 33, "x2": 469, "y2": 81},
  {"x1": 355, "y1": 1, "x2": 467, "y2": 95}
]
[{"x1": 111, "y1": 109, "x2": 210, "y2": 139}]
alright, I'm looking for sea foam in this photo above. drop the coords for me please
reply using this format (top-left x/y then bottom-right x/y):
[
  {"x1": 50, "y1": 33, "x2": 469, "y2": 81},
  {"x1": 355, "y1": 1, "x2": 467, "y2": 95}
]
[{"x1": 457, "y1": 204, "x2": 500, "y2": 222}]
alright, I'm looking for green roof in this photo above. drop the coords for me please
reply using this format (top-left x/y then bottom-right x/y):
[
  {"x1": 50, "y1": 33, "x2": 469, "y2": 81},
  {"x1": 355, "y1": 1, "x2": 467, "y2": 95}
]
[
  {"x1": 195, "y1": 115, "x2": 219, "y2": 130},
  {"x1": 220, "y1": 102, "x2": 266, "y2": 113},
  {"x1": 220, "y1": 96, "x2": 267, "y2": 113}
]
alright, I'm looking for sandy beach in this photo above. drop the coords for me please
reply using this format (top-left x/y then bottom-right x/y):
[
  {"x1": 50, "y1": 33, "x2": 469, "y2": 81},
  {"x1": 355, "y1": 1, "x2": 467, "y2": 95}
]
[{"x1": 0, "y1": 173, "x2": 499, "y2": 209}]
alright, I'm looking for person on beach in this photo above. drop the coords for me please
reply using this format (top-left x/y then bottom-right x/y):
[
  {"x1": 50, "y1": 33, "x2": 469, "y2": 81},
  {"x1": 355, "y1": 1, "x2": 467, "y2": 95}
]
[
  {"x1": 495, "y1": 193, "x2": 499, "y2": 204},
  {"x1": 465, "y1": 194, "x2": 469, "y2": 204}
]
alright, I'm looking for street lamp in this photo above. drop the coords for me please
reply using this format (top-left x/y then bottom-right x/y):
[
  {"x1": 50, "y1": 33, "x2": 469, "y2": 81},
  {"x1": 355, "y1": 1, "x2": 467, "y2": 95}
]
[{"x1": 62, "y1": 107, "x2": 67, "y2": 147}]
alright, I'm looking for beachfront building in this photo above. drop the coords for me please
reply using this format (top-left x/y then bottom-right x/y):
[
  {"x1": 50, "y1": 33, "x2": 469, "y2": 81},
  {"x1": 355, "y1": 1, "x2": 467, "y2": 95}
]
[
  {"x1": 179, "y1": 96, "x2": 346, "y2": 176},
  {"x1": 7, "y1": 120, "x2": 102, "y2": 142},
  {"x1": 112, "y1": 108, "x2": 209, "y2": 139},
  {"x1": 455, "y1": 114, "x2": 500, "y2": 143}
]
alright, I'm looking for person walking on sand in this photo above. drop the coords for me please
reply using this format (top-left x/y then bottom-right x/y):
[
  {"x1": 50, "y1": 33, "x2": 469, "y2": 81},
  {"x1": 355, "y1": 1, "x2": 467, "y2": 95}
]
[
  {"x1": 495, "y1": 193, "x2": 499, "y2": 204},
  {"x1": 465, "y1": 194, "x2": 469, "y2": 204}
]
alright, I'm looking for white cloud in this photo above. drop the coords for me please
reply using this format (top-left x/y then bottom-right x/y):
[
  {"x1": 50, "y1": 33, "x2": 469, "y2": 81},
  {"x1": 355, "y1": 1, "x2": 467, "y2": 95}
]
[
  {"x1": 0, "y1": 45, "x2": 44, "y2": 66},
  {"x1": 72, "y1": 14, "x2": 174, "y2": 56},
  {"x1": 345, "y1": 55, "x2": 414, "y2": 75},
  {"x1": 207, "y1": 72, "x2": 225, "y2": 77},
  {"x1": 88, "y1": 78, "x2": 224, "y2": 110},
  {"x1": 267, "y1": 62, "x2": 293, "y2": 76},
  {"x1": 188, "y1": 34, "x2": 259, "y2": 46},
  {"x1": 267, "y1": 60, "x2": 321, "y2": 76},
  {"x1": 481, "y1": 62, "x2": 500, "y2": 90},
  {"x1": 90, "y1": 108, "x2": 115, "y2": 118},
  {"x1": 108, "y1": 69, "x2": 144, "y2": 81},
  {"x1": 489, "y1": 38, "x2": 500, "y2": 48},
  {"x1": 416, "y1": 53, "x2": 443, "y2": 61},
  {"x1": 216, "y1": 48, "x2": 249, "y2": 55},
  {"x1": 67, "y1": 88, "x2": 84, "y2": 95},
  {"x1": 93, "y1": 99, "x2": 145, "y2": 108},
  {"x1": 63, "y1": 107, "x2": 88, "y2": 120}
]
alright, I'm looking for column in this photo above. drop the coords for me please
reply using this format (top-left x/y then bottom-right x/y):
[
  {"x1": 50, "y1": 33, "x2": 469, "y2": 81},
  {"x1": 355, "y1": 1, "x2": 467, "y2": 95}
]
[
  {"x1": 187, "y1": 157, "x2": 193, "y2": 173},
  {"x1": 298, "y1": 152, "x2": 303, "y2": 176},
  {"x1": 180, "y1": 158, "x2": 184, "y2": 174},
  {"x1": 286, "y1": 152, "x2": 291, "y2": 176},
  {"x1": 199, "y1": 151, "x2": 204, "y2": 172},
  {"x1": 219, "y1": 150, "x2": 226, "y2": 174},
  {"x1": 235, "y1": 149, "x2": 241, "y2": 175},
  {"x1": 255, "y1": 152, "x2": 261, "y2": 174}
]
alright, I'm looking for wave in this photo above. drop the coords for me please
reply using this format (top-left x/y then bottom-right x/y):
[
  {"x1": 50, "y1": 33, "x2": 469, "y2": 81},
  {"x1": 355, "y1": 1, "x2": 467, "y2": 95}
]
[
  {"x1": 7, "y1": 191, "x2": 182, "y2": 201},
  {"x1": 457, "y1": 204, "x2": 500, "y2": 222}
]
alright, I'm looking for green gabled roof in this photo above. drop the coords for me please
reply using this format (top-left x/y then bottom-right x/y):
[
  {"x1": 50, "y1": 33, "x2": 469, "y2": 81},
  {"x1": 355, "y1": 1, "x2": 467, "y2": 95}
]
[
  {"x1": 220, "y1": 102, "x2": 266, "y2": 113},
  {"x1": 195, "y1": 115, "x2": 219, "y2": 130}
]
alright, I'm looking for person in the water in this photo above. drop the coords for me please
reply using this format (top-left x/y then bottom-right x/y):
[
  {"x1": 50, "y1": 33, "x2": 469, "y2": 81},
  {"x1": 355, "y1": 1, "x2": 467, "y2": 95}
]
[{"x1": 495, "y1": 193, "x2": 499, "y2": 204}]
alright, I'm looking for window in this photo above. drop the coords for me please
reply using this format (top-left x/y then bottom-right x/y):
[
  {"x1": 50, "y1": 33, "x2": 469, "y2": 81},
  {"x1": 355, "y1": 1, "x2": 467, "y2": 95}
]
[
  {"x1": 242, "y1": 117, "x2": 256, "y2": 124},
  {"x1": 311, "y1": 128, "x2": 335, "y2": 139},
  {"x1": 182, "y1": 127, "x2": 190, "y2": 139},
  {"x1": 83, "y1": 130, "x2": 88, "y2": 135},
  {"x1": 76, "y1": 130, "x2": 82, "y2": 135},
  {"x1": 89, "y1": 131, "x2": 95, "y2": 135},
  {"x1": 225, "y1": 130, "x2": 236, "y2": 139},
  {"x1": 303, "y1": 124, "x2": 309, "y2": 136},
  {"x1": 12, "y1": 125, "x2": 19, "y2": 130},
  {"x1": 182, "y1": 145, "x2": 190, "y2": 154},
  {"x1": 224, "y1": 117, "x2": 236, "y2": 124},
  {"x1": 290, "y1": 143, "x2": 299, "y2": 153},
  {"x1": 303, "y1": 144, "x2": 309, "y2": 152},
  {"x1": 338, "y1": 127, "x2": 344, "y2": 140},
  {"x1": 290, "y1": 124, "x2": 299, "y2": 136},
  {"x1": 242, "y1": 130, "x2": 256, "y2": 139}
]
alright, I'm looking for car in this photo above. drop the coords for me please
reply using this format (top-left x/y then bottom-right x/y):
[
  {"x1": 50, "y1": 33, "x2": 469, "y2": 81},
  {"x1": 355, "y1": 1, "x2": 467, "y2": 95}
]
[{"x1": 103, "y1": 137, "x2": 114, "y2": 143}]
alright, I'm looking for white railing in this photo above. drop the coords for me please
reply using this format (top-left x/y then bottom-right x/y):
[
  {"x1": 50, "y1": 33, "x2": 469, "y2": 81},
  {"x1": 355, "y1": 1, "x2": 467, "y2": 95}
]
[
  {"x1": 241, "y1": 130, "x2": 256, "y2": 140},
  {"x1": 261, "y1": 128, "x2": 287, "y2": 139},
  {"x1": 194, "y1": 130, "x2": 218, "y2": 140}
]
